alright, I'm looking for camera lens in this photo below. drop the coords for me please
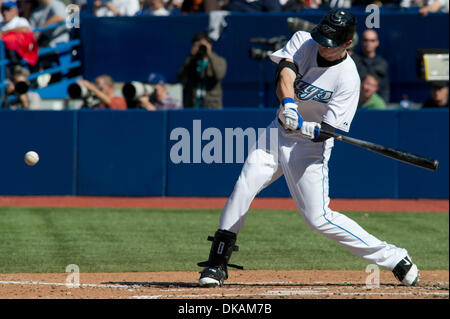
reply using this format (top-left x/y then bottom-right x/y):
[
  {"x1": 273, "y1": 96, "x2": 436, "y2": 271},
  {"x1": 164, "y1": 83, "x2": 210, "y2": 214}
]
[
  {"x1": 197, "y1": 45, "x2": 208, "y2": 59},
  {"x1": 122, "y1": 82, "x2": 137, "y2": 99},
  {"x1": 68, "y1": 83, "x2": 82, "y2": 98},
  {"x1": 14, "y1": 81, "x2": 30, "y2": 95}
]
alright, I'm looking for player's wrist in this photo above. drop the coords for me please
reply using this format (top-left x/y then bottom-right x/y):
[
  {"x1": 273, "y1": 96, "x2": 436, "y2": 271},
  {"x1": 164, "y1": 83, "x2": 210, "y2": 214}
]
[{"x1": 282, "y1": 97, "x2": 296, "y2": 107}]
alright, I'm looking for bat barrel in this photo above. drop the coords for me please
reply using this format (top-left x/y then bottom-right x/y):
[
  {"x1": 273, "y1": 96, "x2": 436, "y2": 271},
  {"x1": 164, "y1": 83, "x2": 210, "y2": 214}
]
[
  {"x1": 382, "y1": 146, "x2": 439, "y2": 171},
  {"x1": 320, "y1": 129, "x2": 439, "y2": 172}
]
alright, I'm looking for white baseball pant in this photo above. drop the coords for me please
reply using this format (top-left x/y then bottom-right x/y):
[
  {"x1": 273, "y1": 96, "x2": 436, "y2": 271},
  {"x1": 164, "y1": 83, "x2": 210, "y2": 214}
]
[{"x1": 219, "y1": 119, "x2": 409, "y2": 270}]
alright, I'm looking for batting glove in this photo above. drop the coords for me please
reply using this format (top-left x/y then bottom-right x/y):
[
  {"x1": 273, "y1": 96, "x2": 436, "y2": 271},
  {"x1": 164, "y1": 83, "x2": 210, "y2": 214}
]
[
  {"x1": 300, "y1": 121, "x2": 321, "y2": 140},
  {"x1": 281, "y1": 97, "x2": 303, "y2": 131}
]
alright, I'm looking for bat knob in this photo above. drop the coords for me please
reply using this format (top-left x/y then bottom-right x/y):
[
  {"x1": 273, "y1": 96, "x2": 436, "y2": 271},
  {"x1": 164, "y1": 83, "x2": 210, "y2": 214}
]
[{"x1": 433, "y1": 160, "x2": 439, "y2": 171}]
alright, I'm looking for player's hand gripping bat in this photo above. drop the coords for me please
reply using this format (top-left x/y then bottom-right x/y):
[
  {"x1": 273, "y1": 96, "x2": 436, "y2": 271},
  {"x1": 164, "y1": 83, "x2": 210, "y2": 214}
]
[{"x1": 319, "y1": 129, "x2": 439, "y2": 171}]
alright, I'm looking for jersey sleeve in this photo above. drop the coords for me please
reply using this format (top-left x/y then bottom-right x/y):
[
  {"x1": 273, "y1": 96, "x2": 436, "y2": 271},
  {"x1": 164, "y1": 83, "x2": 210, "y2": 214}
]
[
  {"x1": 270, "y1": 31, "x2": 310, "y2": 64},
  {"x1": 322, "y1": 83, "x2": 360, "y2": 133}
]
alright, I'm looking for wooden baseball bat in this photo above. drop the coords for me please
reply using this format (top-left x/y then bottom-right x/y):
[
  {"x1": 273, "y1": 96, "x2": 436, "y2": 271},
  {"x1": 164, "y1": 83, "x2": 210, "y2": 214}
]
[{"x1": 320, "y1": 129, "x2": 439, "y2": 171}]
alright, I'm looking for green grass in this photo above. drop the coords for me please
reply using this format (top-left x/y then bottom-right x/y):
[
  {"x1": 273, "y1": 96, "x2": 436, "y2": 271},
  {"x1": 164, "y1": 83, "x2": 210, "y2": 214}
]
[{"x1": 0, "y1": 207, "x2": 447, "y2": 273}]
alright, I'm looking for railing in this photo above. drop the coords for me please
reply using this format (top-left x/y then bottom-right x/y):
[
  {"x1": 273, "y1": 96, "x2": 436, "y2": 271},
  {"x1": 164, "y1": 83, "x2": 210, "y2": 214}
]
[{"x1": 33, "y1": 21, "x2": 66, "y2": 33}]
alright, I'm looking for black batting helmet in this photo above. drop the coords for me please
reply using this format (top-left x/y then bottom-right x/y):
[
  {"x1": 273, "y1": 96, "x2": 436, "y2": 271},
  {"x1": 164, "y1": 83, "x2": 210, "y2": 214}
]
[{"x1": 311, "y1": 9, "x2": 357, "y2": 48}]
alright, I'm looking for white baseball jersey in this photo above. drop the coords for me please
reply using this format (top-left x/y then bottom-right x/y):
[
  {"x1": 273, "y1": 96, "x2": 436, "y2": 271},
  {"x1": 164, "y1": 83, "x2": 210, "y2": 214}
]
[{"x1": 270, "y1": 31, "x2": 360, "y2": 133}]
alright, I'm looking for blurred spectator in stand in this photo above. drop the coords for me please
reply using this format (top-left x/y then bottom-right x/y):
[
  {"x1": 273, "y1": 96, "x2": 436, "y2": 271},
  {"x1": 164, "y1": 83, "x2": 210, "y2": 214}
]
[
  {"x1": 136, "y1": 0, "x2": 153, "y2": 15},
  {"x1": 399, "y1": 0, "x2": 425, "y2": 9},
  {"x1": 17, "y1": 0, "x2": 39, "y2": 20},
  {"x1": 422, "y1": 81, "x2": 449, "y2": 108},
  {"x1": 282, "y1": 0, "x2": 302, "y2": 11},
  {"x1": 351, "y1": 0, "x2": 384, "y2": 6},
  {"x1": 136, "y1": 0, "x2": 170, "y2": 15},
  {"x1": 168, "y1": 0, "x2": 184, "y2": 10},
  {"x1": 1, "y1": 1, "x2": 32, "y2": 34},
  {"x1": 282, "y1": 0, "x2": 321, "y2": 11},
  {"x1": 181, "y1": 0, "x2": 220, "y2": 13},
  {"x1": 399, "y1": 94, "x2": 412, "y2": 109},
  {"x1": 224, "y1": 0, "x2": 282, "y2": 11},
  {"x1": 0, "y1": 1, "x2": 38, "y2": 77},
  {"x1": 1, "y1": 66, "x2": 42, "y2": 109},
  {"x1": 78, "y1": 75, "x2": 127, "y2": 109},
  {"x1": 178, "y1": 31, "x2": 227, "y2": 109},
  {"x1": 325, "y1": 0, "x2": 351, "y2": 8},
  {"x1": 352, "y1": 29, "x2": 390, "y2": 103},
  {"x1": 69, "y1": 0, "x2": 87, "y2": 5},
  {"x1": 92, "y1": 0, "x2": 105, "y2": 15},
  {"x1": 27, "y1": 0, "x2": 69, "y2": 85},
  {"x1": 150, "y1": 0, "x2": 170, "y2": 15},
  {"x1": 70, "y1": 0, "x2": 87, "y2": 9},
  {"x1": 358, "y1": 73, "x2": 387, "y2": 110},
  {"x1": 94, "y1": 0, "x2": 140, "y2": 17},
  {"x1": 419, "y1": 0, "x2": 449, "y2": 16},
  {"x1": 29, "y1": 0, "x2": 69, "y2": 47},
  {"x1": 138, "y1": 73, "x2": 183, "y2": 110}
]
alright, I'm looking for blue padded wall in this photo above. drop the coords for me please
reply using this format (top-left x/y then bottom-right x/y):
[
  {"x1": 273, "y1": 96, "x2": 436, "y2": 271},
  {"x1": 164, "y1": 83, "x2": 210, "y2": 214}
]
[
  {"x1": 0, "y1": 110, "x2": 77, "y2": 195},
  {"x1": 0, "y1": 109, "x2": 447, "y2": 198},
  {"x1": 76, "y1": 109, "x2": 167, "y2": 196}
]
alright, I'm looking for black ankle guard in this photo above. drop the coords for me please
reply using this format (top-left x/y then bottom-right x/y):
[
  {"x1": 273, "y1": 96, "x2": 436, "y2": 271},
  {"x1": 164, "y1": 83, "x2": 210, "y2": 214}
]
[{"x1": 197, "y1": 229, "x2": 243, "y2": 276}]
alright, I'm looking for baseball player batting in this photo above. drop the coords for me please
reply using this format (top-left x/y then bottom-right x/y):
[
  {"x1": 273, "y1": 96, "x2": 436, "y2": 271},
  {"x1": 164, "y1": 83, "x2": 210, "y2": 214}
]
[{"x1": 197, "y1": 9, "x2": 419, "y2": 287}]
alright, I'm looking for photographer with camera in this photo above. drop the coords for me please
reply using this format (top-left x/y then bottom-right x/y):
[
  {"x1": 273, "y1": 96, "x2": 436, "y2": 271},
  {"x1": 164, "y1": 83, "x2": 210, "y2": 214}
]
[
  {"x1": 77, "y1": 75, "x2": 127, "y2": 110},
  {"x1": 178, "y1": 31, "x2": 227, "y2": 109},
  {"x1": 1, "y1": 66, "x2": 42, "y2": 109},
  {"x1": 137, "y1": 73, "x2": 182, "y2": 111}
]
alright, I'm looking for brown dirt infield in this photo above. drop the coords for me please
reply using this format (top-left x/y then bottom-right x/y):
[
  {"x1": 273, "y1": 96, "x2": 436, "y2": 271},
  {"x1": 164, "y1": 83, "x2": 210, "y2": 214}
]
[
  {"x1": 0, "y1": 270, "x2": 448, "y2": 299},
  {"x1": 0, "y1": 196, "x2": 448, "y2": 299}
]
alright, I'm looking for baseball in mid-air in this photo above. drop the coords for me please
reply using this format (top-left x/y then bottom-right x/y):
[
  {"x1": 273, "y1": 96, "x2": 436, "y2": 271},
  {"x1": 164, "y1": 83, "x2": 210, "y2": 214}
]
[{"x1": 24, "y1": 151, "x2": 39, "y2": 166}]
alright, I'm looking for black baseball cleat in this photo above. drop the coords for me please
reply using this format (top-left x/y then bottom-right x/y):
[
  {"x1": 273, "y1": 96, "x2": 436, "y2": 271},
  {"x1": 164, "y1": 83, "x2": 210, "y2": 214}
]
[
  {"x1": 392, "y1": 256, "x2": 419, "y2": 286},
  {"x1": 199, "y1": 266, "x2": 227, "y2": 287}
]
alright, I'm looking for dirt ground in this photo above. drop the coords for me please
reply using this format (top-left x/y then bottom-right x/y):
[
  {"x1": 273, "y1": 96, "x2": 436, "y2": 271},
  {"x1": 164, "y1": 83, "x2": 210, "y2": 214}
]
[
  {"x1": 0, "y1": 270, "x2": 447, "y2": 299},
  {"x1": 0, "y1": 196, "x2": 448, "y2": 299}
]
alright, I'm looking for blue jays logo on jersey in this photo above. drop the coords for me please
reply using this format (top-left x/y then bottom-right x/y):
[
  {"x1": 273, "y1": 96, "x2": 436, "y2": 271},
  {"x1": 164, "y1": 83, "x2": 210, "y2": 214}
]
[{"x1": 294, "y1": 77, "x2": 333, "y2": 103}]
